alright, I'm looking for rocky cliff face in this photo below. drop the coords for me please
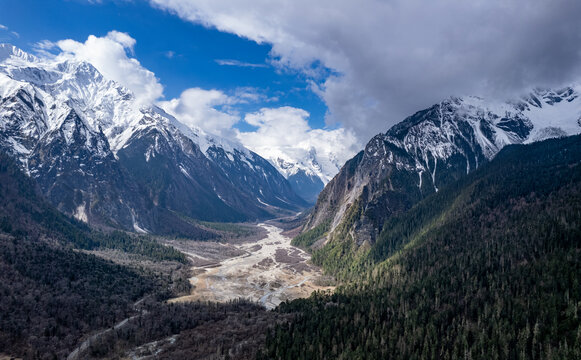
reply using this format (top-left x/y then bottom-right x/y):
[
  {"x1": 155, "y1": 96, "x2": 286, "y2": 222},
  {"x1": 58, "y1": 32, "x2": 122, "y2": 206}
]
[
  {"x1": 0, "y1": 44, "x2": 306, "y2": 234},
  {"x1": 284, "y1": 168, "x2": 325, "y2": 204},
  {"x1": 27, "y1": 108, "x2": 152, "y2": 230},
  {"x1": 304, "y1": 87, "x2": 581, "y2": 247}
]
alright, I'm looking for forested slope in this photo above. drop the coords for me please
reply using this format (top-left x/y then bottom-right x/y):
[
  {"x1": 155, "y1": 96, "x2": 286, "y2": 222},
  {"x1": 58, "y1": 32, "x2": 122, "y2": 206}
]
[
  {"x1": 262, "y1": 135, "x2": 581, "y2": 359},
  {"x1": 0, "y1": 152, "x2": 178, "y2": 358}
]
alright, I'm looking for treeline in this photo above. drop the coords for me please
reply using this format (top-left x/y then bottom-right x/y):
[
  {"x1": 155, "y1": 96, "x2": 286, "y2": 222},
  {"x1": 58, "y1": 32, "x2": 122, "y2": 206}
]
[
  {"x1": 260, "y1": 135, "x2": 581, "y2": 359},
  {"x1": 0, "y1": 150, "x2": 287, "y2": 359},
  {"x1": 91, "y1": 231, "x2": 187, "y2": 263},
  {"x1": 78, "y1": 300, "x2": 284, "y2": 359},
  {"x1": 0, "y1": 151, "x2": 189, "y2": 358},
  {"x1": 312, "y1": 134, "x2": 581, "y2": 280},
  {"x1": 291, "y1": 218, "x2": 331, "y2": 248},
  {"x1": 0, "y1": 151, "x2": 186, "y2": 263}
]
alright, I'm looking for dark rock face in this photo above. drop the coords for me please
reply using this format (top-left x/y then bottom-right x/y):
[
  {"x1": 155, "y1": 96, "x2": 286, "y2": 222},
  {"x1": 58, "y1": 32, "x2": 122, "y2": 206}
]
[
  {"x1": 205, "y1": 145, "x2": 307, "y2": 214},
  {"x1": 0, "y1": 47, "x2": 307, "y2": 234},
  {"x1": 0, "y1": 88, "x2": 47, "y2": 153},
  {"x1": 116, "y1": 120, "x2": 307, "y2": 224},
  {"x1": 285, "y1": 169, "x2": 325, "y2": 204},
  {"x1": 28, "y1": 110, "x2": 143, "y2": 229},
  {"x1": 304, "y1": 90, "x2": 581, "y2": 247},
  {"x1": 117, "y1": 123, "x2": 247, "y2": 223},
  {"x1": 0, "y1": 98, "x2": 307, "y2": 232}
]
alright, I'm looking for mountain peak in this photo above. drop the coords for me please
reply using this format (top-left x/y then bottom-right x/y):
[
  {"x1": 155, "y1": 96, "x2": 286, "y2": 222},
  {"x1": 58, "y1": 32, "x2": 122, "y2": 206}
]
[
  {"x1": 303, "y1": 85, "x2": 581, "y2": 247},
  {"x1": 0, "y1": 48, "x2": 307, "y2": 231},
  {"x1": 0, "y1": 44, "x2": 39, "y2": 64}
]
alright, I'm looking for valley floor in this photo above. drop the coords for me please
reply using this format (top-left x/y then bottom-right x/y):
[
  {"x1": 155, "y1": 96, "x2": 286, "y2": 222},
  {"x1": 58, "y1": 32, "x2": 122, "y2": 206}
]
[{"x1": 168, "y1": 223, "x2": 333, "y2": 309}]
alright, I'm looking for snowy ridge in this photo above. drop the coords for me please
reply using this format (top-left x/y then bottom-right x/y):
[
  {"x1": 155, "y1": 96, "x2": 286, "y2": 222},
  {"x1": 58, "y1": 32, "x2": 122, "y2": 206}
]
[
  {"x1": 0, "y1": 44, "x2": 39, "y2": 64},
  {"x1": 258, "y1": 146, "x2": 342, "y2": 185},
  {"x1": 381, "y1": 86, "x2": 581, "y2": 190},
  {"x1": 0, "y1": 44, "x2": 143, "y2": 156},
  {"x1": 305, "y1": 84, "x2": 581, "y2": 244},
  {"x1": 0, "y1": 44, "x2": 268, "y2": 178},
  {"x1": 0, "y1": 44, "x2": 306, "y2": 229},
  {"x1": 157, "y1": 105, "x2": 253, "y2": 162},
  {"x1": 247, "y1": 146, "x2": 342, "y2": 204}
]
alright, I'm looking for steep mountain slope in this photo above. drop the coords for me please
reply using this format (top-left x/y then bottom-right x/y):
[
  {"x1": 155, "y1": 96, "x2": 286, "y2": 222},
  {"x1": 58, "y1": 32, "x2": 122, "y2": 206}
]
[
  {"x1": 285, "y1": 168, "x2": 325, "y2": 204},
  {"x1": 0, "y1": 44, "x2": 306, "y2": 232},
  {"x1": 263, "y1": 134, "x2": 581, "y2": 359},
  {"x1": 0, "y1": 150, "x2": 277, "y2": 360},
  {"x1": 263, "y1": 148, "x2": 342, "y2": 203},
  {"x1": 300, "y1": 87, "x2": 581, "y2": 248},
  {"x1": 0, "y1": 151, "x2": 161, "y2": 358},
  {"x1": 0, "y1": 150, "x2": 188, "y2": 260}
]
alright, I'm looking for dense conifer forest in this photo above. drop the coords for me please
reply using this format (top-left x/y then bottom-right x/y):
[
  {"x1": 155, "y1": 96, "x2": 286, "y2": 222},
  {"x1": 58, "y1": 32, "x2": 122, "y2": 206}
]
[
  {"x1": 0, "y1": 151, "x2": 282, "y2": 359},
  {"x1": 2, "y1": 133, "x2": 580, "y2": 359},
  {"x1": 0, "y1": 152, "x2": 185, "y2": 358},
  {"x1": 0, "y1": 238, "x2": 156, "y2": 358},
  {"x1": 260, "y1": 135, "x2": 581, "y2": 359},
  {"x1": 80, "y1": 300, "x2": 287, "y2": 359}
]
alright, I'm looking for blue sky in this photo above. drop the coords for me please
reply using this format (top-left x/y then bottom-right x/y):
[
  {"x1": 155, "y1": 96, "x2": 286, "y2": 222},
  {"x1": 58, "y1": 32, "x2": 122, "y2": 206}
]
[
  {"x1": 0, "y1": 0, "x2": 328, "y2": 133},
  {"x1": 1, "y1": 0, "x2": 580, "y2": 173}
]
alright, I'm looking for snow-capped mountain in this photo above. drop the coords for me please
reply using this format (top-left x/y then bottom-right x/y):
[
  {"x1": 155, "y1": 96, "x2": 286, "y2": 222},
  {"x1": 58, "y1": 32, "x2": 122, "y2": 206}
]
[
  {"x1": 0, "y1": 44, "x2": 306, "y2": 233},
  {"x1": 271, "y1": 157, "x2": 324, "y2": 204},
  {"x1": 250, "y1": 146, "x2": 345, "y2": 204},
  {"x1": 268, "y1": 147, "x2": 341, "y2": 185},
  {"x1": 304, "y1": 86, "x2": 581, "y2": 245}
]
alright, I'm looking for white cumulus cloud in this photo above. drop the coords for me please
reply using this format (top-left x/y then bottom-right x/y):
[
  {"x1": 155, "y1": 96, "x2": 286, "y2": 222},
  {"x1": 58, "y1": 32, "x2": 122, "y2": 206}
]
[
  {"x1": 238, "y1": 107, "x2": 360, "y2": 183},
  {"x1": 31, "y1": 30, "x2": 359, "y2": 180},
  {"x1": 56, "y1": 31, "x2": 163, "y2": 104},
  {"x1": 158, "y1": 86, "x2": 280, "y2": 138},
  {"x1": 157, "y1": 87, "x2": 239, "y2": 138}
]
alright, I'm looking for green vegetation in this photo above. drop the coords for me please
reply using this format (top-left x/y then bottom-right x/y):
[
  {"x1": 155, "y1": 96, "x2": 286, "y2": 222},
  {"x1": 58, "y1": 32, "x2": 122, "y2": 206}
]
[
  {"x1": 91, "y1": 231, "x2": 188, "y2": 263},
  {"x1": 37, "y1": 215, "x2": 187, "y2": 263},
  {"x1": 291, "y1": 218, "x2": 331, "y2": 248},
  {"x1": 259, "y1": 135, "x2": 581, "y2": 359},
  {"x1": 0, "y1": 151, "x2": 186, "y2": 263},
  {"x1": 0, "y1": 230, "x2": 158, "y2": 358},
  {"x1": 198, "y1": 220, "x2": 260, "y2": 238},
  {"x1": 0, "y1": 151, "x2": 282, "y2": 359},
  {"x1": 0, "y1": 151, "x2": 191, "y2": 358},
  {"x1": 310, "y1": 199, "x2": 374, "y2": 280},
  {"x1": 81, "y1": 300, "x2": 279, "y2": 359}
]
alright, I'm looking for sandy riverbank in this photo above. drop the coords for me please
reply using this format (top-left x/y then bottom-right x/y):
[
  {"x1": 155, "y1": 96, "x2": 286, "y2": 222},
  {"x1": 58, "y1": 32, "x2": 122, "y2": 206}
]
[{"x1": 169, "y1": 223, "x2": 333, "y2": 309}]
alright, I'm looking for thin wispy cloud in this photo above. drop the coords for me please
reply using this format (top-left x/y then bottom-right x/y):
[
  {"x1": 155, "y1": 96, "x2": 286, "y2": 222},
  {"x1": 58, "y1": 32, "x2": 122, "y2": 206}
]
[
  {"x1": 32, "y1": 40, "x2": 58, "y2": 58},
  {"x1": 215, "y1": 59, "x2": 268, "y2": 68},
  {"x1": 0, "y1": 24, "x2": 21, "y2": 40},
  {"x1": 233, "y1": 86, "x2": 278, "y2": 103},
  {"x1": 34, "y1": 40, "x2": 57, "y2": 50}
]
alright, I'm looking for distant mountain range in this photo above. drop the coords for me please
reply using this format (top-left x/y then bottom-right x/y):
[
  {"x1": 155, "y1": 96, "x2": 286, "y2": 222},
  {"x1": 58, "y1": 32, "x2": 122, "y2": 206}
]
[
  {"x1": 299, "y1": 85, "x2": 581, "y2": 248},
  {"x1": 0, "y1": 44, "x2": 308, "y2": 235},
  {"x1": 258, "y1": 147, "x2": 346, "y2": 204}
]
